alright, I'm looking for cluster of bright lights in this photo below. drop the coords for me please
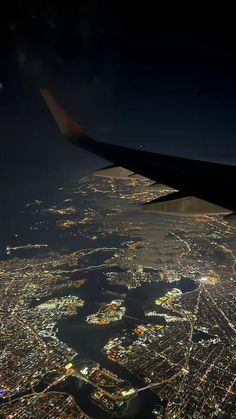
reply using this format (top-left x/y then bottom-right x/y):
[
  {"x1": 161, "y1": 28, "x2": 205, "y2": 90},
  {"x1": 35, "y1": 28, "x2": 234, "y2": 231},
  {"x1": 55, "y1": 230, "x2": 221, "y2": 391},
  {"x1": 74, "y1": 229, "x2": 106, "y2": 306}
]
[{"x1": 200, "y1": 276, "x2": 208, "y2": 282}]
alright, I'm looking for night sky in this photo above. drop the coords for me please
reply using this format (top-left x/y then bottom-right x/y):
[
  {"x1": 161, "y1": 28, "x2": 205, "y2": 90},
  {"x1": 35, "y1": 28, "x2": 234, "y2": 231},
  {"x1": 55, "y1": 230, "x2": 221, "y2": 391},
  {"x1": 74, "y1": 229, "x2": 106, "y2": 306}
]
[{"x1": 1, "y1": 0, "x2": 236, "y2": 182}]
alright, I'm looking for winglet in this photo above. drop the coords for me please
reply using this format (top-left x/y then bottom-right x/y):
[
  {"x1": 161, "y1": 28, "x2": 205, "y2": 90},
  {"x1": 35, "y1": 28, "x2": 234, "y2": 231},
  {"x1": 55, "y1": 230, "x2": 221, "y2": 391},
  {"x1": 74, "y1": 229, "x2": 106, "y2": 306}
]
[{"x1": 40, "y1": 89, "x2": 85, "y2": 140}]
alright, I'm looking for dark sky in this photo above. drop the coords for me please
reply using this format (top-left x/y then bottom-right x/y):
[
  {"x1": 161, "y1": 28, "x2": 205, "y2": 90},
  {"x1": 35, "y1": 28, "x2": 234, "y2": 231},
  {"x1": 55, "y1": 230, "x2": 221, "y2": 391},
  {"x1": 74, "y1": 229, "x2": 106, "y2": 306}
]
[{"x1": 1, "y1": 0, "x2": 236, "y2": 179}]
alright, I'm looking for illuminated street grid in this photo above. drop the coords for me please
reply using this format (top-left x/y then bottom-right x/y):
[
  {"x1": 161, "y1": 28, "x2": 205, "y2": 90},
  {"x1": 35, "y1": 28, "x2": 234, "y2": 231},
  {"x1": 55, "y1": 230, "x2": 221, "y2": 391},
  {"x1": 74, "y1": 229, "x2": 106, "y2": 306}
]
[
  {"x1": 104, "y1": 282, "x2": 236, "y2": 418},
  {"x1": 0, "y1": 392, "x2": 90, "y2": 419},
  {"x1": 0, "y1": 248, "x2": 116, "y2": 397},
  {"x1": 0, "y1": 174, "x2": 236, "y2": 417}
]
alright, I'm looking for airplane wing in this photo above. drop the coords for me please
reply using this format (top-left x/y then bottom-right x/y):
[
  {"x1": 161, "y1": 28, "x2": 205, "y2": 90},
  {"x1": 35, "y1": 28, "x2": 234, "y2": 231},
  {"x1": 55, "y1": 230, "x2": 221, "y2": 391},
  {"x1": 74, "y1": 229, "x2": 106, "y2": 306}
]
[{"x1": 40, "y1": 89, "x2": 236, "y2": 216}]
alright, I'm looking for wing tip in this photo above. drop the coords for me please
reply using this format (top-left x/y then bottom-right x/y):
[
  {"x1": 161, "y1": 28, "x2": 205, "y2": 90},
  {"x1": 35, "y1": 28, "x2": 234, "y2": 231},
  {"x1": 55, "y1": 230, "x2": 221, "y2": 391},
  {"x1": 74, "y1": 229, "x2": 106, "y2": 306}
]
[{"x1": 40, "y1": 88, "x2": 84, "y2": 140}]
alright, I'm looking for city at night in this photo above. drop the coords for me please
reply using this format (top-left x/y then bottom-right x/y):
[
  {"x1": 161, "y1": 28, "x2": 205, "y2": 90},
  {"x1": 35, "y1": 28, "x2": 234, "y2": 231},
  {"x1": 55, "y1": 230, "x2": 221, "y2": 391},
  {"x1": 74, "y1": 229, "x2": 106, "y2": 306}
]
[{"x1": 0, "y1": 2, "x2": 236, "y2": 418}]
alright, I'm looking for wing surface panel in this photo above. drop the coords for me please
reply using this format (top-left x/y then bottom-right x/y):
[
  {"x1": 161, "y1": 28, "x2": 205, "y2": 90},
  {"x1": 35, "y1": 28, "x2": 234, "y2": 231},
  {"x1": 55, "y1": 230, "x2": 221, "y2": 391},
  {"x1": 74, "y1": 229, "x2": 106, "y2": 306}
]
[{"x1": 40, "y1": 89, "x2": 236, "y2": 214}]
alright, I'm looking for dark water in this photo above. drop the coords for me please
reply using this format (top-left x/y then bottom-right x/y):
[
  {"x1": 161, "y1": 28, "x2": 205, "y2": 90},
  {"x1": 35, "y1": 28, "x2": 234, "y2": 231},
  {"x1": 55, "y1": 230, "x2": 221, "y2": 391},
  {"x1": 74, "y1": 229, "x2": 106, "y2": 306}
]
[
  {"x1": 0, "y1": 170, "x2": 198, "y2": 417},
  {"x1": 54, "y1": 270, "x2": 197, "y2": 418}
]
